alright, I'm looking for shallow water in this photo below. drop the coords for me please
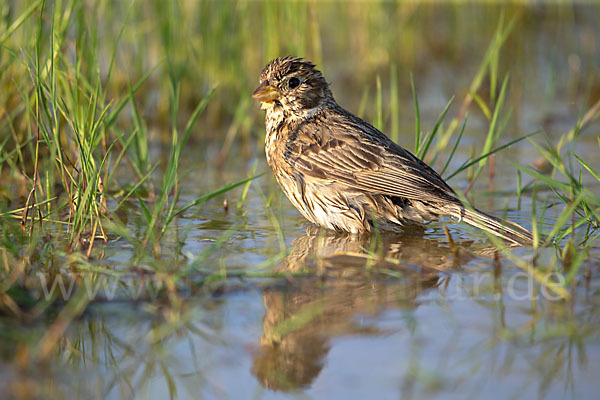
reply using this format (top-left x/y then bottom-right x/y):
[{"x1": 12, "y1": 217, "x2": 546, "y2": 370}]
[{"x1": 4, "y1": 139, "x2": 599, "y2": 399}]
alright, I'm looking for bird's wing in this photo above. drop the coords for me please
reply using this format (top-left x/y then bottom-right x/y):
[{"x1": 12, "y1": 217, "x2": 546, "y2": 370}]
[{"x1": 285, "y1": 115, "x2": 456, "y2": 203}]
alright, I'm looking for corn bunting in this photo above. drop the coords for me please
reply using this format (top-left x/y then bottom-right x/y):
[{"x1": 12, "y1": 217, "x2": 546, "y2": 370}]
[{"x1": 253, "y1": 57, "x2": 532, "y2": 245}]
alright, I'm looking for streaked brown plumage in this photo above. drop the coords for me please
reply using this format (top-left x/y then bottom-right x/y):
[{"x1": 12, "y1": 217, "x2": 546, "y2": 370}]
[{"x1": 253, "y1": 57, "x2": 533, "y2": 245}]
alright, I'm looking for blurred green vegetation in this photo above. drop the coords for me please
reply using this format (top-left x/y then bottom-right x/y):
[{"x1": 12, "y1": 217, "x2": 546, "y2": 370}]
[{"x1": 2, "y1": 1, "x2": 598, "y2": 144}]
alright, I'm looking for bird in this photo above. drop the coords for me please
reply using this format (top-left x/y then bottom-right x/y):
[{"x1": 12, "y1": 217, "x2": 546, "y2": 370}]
[{"x1": 252, "y1": 57, "x2": 533, "y2": 246}]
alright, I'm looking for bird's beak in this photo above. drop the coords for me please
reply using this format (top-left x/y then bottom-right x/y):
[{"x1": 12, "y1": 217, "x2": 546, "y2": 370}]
[{"x1": 252, "y1": 82, "x2": 280, "y2": 103}]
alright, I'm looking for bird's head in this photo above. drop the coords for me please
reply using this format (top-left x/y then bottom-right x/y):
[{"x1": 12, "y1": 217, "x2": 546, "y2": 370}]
[{"x1": 253, "y1": 57, "x2": 333, "y2": 116}]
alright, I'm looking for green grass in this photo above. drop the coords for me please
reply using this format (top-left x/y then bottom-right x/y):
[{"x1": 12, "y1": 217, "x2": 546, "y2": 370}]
[{"x1": 0, "y1": 0, "x2": 265, "y2": 328}]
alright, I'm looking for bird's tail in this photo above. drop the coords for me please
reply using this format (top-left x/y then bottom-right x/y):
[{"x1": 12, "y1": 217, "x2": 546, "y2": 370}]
[{"x1": 446, "y1": 205, "x2": 533, "y2": 246}]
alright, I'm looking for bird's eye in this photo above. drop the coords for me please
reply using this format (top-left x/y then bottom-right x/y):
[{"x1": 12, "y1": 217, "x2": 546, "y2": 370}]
[{"x1": 288, "y1": 77, "x2": 301, "y2": 89}]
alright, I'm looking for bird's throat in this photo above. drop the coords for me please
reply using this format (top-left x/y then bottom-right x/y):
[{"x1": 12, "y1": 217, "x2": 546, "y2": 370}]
[{"x1": 264, "y1": 103, "x2": 286, "y2": 135}]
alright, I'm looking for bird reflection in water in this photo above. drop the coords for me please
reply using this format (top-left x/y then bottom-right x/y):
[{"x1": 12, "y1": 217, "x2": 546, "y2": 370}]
[{"x1": 251, "y1": 225, "x2": 475, "y2": 391}]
